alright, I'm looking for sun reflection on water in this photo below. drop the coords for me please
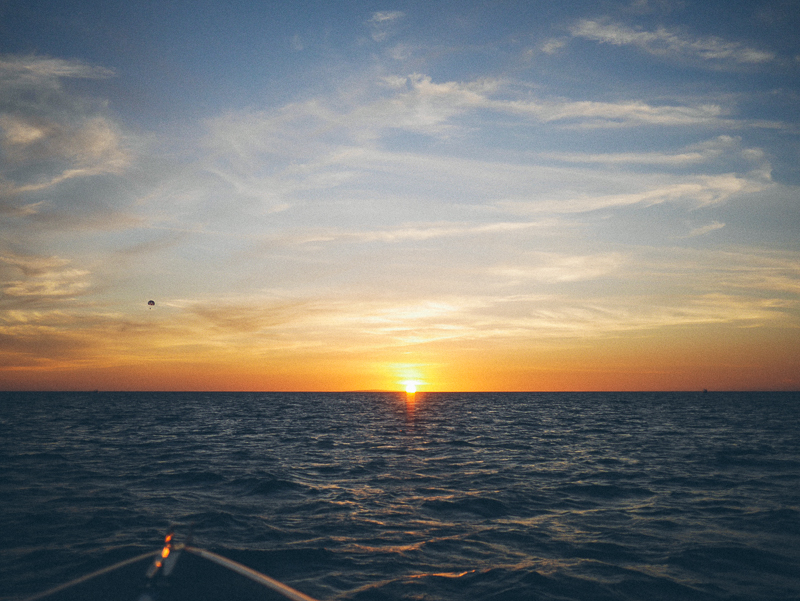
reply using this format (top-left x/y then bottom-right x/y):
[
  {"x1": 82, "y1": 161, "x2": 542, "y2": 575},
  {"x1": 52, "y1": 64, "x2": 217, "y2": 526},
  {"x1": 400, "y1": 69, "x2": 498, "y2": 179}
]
[{"x1": 404, "y1": 390, "x2": 417, "y2": 421}]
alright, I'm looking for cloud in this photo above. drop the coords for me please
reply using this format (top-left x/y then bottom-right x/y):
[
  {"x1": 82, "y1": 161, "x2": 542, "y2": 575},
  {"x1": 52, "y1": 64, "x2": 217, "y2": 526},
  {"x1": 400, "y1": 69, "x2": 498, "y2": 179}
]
[
  {"x1": 203, "y1": 76, "x2": 770, "y2": 238},
  {"x1": 380, "y1": 74, "x2": 730, "y2": 130},
  {"x1": 0, "y1": 321, "x2": 94, "y2": 367},
  {"x1": 0, "y1": 252, "x2": 70, "y2": 276},
  {"x1": 500, "y1": 96, "x2": 723, "y2": 127},
  {"x1": 540, "y1": 136, "x2": 768, "y2": 169},
  {"x1": 499, "y1": 172, "x2": 769, "y2": 214},
  {"x1": 257, "y1": 220, "x2": 550, "y2": 249},
  {"x1": 3, "y1": 269, "x2": 90, "y2": 298},
  {"x1": 1, "y1": 115, "x2": 128, "y2": 178},
  {"x1": 1, "y1": 246, "x2": 796, "y2": 373},
  {"x1": 638, "y1": 248, "x2": 800, "y2": 298},
  {"x1": 367, "y1": 11, "x2": 405, "y2": 42},
  {"x1": 244, "y1": 249, "x2": 799, "y2": 347},
  {"x1": 0, "y1": 252, "x2": 91, "y2": 299},
  {"x1": 207, "y1": 73, "x2": 732, "y2": 172},
  {"x1": 0, "y1": 55, "x2": 132, "y2": 224},
  {"x1": 543, "y1": 148, "x2": 708, "y2": 166},
  {"x1": 369, "y1": 10, "x2": 405, "y2": 24},
  {"x1": 685, "y1": 221, "x2": 725, "y2": 238},
  {"x1": 188, "y1": 299, "x2": 312, "y2": 334},
  {"x1": 488, "y1": 252, "x2": 624, "y2": 283},
  {"x1": 570, "y1": 18, "x2": 775, "y2": 66},
  {"x1": 0, "y1": 55, "x2": 115, "y2": 85},
  {"x1": 541, "y1": 38, "x2": 568, "y2": 54},
  {"x1": 372, "y1": 74, "x2": 726, "y2": 130}
]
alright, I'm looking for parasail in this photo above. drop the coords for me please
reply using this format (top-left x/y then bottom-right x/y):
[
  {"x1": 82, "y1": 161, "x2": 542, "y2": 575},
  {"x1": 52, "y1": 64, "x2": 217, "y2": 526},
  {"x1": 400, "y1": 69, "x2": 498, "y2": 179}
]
[{"x1": 148, "y1": 300, "x2": 155, "y2": 307}]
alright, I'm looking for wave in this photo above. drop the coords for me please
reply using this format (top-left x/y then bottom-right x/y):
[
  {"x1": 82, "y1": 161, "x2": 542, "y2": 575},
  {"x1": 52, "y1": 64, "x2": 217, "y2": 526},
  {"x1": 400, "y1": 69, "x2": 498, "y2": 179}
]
[{"x1": 2, "y1": 391, "x2": 799, "y2": 601}]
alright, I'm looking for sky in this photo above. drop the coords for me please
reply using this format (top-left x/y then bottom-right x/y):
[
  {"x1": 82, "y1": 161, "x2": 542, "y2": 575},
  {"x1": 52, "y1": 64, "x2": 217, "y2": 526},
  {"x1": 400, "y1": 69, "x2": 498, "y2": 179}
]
[{"x1": 1, "y1": 0, "x2": 799, "y2": 392}]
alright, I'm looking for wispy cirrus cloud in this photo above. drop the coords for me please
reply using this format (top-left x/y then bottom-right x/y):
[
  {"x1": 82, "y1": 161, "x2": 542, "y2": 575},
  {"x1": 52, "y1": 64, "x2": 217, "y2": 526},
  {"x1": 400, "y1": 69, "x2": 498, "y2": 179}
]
[
  {"x1": 202, "y1": 76, "x2": 770, "y2": 236},
  {"x1": 540, "y1": 136, "x2": 765, "y2": 167},
  {"x1": 685, "y1": 221, "x2": 725, "y2": 238},
  {"x1": 0, "y1": 55, "x2": 130, "y2": 218},
  {"x1": 570, "y1": 18, "x2": 775, "y2": 66},
  {"x1": 488, "y1": 252, "x2": 624, "y2": 284},
  {"x1": 0, "y1": 55, "x2": 114, "y2": 85},
  {"x1": 0, "y1": 252, "x2": 91, "y2": 299},
  {"x1": 206, "y1": 72, "x2": 732, "y2": 172},
  {"x1": 377, "y1": 74, "x2": 727, "y2": 129},
  {"x1": 254, "y1": 220, "x2": 550, "y2": 249},
  {"x1": 499, "y1": 96, "x2": 723, "y2": 127},
  {"x1": 500, "y1": 172, "x2": 769, "y2": 214},
  {"x1": 176, "y1": 247, "x2": 800, "y2": 349},
  {"x1": 1, "y1": 115, "x2": 128, "y2": 182},
  {"x1": 367, "y1": 11, "x2": 405, "y2": 42}
]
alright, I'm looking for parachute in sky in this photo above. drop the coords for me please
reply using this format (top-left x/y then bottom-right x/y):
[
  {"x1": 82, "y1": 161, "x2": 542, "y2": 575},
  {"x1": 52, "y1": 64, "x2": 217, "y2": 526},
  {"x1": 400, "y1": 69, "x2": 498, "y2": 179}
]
[{"x1": 148, "y1": 300, "x2": 155, "y2": 307}]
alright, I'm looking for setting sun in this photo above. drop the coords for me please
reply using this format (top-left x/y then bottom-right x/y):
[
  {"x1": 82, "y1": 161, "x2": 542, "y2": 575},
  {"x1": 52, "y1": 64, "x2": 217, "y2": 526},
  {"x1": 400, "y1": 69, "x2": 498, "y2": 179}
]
[{"x1": 405, "y1": 383, "x2": 417, "y2": 394}]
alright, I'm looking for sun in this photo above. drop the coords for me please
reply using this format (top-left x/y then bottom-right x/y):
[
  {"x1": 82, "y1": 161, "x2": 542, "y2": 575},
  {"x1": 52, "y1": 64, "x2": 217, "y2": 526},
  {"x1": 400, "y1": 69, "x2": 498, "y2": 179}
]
[{"x1": 405, "y1": 383, "x2": 417, "y2": 394}]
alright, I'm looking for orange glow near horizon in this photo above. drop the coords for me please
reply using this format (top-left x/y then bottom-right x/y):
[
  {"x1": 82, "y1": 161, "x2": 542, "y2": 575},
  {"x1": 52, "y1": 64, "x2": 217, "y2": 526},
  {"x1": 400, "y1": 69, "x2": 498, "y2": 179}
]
[{"x1": 1, "y1": 323, "x2": 799, "y2": 391}]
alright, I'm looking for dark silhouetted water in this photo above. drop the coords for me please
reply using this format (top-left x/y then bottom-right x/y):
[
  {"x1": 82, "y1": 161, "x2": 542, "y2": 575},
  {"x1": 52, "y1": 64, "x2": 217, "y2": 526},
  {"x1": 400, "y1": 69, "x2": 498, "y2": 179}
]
[{"x1": 1, "y1": 392, "x2": 799, "y2": 600}]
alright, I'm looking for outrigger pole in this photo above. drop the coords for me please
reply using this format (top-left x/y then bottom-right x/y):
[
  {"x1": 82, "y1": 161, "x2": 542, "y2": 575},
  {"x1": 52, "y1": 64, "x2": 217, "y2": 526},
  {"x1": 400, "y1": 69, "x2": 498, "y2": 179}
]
[
  {"x1": 183, "y1": 546, "x2": 319, "y2": 601},
  {"x1": 21, "y1": 551, "x2": 160, "y2": 601},
  {"x1": 22, "y1": 530, "x2": 321, "y2": 601}
]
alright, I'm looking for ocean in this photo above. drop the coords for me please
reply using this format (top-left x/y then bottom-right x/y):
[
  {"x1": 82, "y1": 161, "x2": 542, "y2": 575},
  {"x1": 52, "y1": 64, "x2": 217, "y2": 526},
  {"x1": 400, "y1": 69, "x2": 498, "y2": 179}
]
[{"x1": 1, "y1": 391, "x2": 799, "y2": 601}]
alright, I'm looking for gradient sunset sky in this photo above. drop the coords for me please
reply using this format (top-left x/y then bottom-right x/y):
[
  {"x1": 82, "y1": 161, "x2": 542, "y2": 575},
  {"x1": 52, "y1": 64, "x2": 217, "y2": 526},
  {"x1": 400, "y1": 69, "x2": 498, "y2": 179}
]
[{"x1": 1, "y1": 0, "x2": 799, "y2": 391}]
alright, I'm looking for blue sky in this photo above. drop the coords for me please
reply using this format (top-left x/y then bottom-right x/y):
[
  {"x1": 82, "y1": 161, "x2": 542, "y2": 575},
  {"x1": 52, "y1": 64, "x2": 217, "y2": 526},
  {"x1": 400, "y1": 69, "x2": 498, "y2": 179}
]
[{"x1": 1, "y1": 0, "x2": 799, "y2": 390}]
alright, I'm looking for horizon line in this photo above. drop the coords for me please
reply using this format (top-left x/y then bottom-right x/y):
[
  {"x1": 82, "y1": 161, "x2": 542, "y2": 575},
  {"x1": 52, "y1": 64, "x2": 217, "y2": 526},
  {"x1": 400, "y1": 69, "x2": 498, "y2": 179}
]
[{"x1": 2, "y1": 389, "x2": 798, "y2": 394}]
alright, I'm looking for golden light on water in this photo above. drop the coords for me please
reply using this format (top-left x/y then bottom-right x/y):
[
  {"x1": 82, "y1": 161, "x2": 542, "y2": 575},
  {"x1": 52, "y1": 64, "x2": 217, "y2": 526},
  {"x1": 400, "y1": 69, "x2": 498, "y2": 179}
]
[{"x1": 404, "y1": 386, "x2": 417, "y2": 421}]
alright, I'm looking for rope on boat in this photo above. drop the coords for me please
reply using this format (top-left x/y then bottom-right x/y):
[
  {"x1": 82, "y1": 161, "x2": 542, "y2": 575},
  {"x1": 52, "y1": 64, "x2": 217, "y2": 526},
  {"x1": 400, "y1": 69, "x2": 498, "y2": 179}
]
[
  {"x1": 184, "y1": 546, "x2": 321, "y2": 601},
  {"x1": 20, "y1": 550, "x2": 159, "y2": 601}
]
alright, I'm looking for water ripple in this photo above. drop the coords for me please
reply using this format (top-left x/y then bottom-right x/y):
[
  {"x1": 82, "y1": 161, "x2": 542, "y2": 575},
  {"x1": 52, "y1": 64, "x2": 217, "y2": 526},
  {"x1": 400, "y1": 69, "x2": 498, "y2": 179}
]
[{"x1": 1, "y1": 391, "x2": 799, "y2": 600}]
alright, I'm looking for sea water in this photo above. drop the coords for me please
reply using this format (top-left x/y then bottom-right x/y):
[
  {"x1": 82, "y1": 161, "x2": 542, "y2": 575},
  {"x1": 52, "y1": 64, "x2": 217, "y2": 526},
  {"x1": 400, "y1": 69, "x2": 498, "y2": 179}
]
[{"x1": 1, "y1": 391, "x2": 798, "y2": 600}]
